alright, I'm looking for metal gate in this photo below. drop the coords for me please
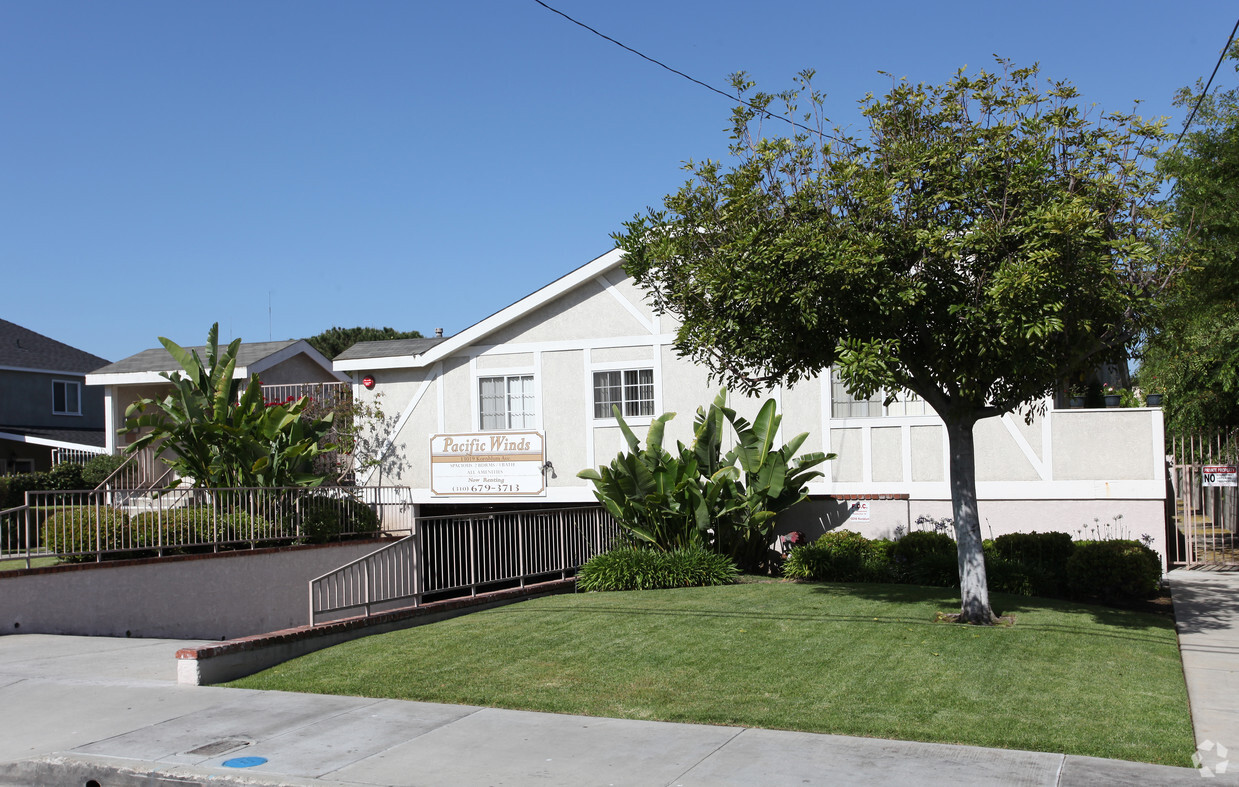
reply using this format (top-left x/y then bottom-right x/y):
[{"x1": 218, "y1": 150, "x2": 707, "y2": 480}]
[{"x1": 1168, "y1": 430, "x2": 1238, "y2": 567}]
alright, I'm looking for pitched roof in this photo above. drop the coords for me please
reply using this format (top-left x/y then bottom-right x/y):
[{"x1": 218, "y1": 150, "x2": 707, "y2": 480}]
[
  {"x1": 90, "y1": 340, "x2": 301, "y2": 375},
  {"x1": 334, "y1": 247, "x2": 627, "y2": 372},
  {"x1": 0, "y1": 426, "x2": 107, "y2": 449},
  {"x1": 334, "y1": 337, "x2": 446, "y2": 362},
  {"x1": 0, "y1": 319, "x2": 109, "y2": 373}
]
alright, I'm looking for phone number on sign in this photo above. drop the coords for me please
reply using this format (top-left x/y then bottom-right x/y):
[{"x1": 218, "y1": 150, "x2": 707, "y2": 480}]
[{"x1": 450, "y1": 484, "x2": 518, "y2": 493}]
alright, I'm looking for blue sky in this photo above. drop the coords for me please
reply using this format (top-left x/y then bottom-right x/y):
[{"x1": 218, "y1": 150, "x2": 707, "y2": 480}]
[{"x1": 3, "y1": 1, "x2": 1236, "y2": 363}]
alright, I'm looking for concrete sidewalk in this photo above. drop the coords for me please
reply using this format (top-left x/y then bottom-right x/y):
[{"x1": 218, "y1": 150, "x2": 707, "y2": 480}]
[
  {"x1": 1166, "y1": 566, "x2": 1239, "y2": 771},
  {"x1": 0, "y1": 626, "x2": 1220, "y2": 787}
]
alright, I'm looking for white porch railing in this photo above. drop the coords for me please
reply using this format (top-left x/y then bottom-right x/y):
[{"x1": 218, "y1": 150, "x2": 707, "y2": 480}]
[
  {"x1": 50, "y1": 445, "x2": 106, "y2": 466},
  {"x1": 308, "y1": 505, "x2": 620, "y2": 625}
]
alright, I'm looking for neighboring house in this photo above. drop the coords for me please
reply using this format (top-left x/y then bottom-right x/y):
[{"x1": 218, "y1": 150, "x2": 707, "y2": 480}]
[
  {"x1": 334, "y1": 248, "x2": 1169, "y2": 560},
  {"x1": 0, "y1": 319, "x2": 109, "y2": 474},
  {"x1": 86, "y1": 339, "x2": 349, "y2": 457}
]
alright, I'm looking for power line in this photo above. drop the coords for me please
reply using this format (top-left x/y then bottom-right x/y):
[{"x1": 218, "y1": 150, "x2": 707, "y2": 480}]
[
  {"x1": 531, "y1": 0, "x2": 834, "y2": 141},
  {"x1": 1170, "y1": 16, "x2": 1239, "y2": 151}
]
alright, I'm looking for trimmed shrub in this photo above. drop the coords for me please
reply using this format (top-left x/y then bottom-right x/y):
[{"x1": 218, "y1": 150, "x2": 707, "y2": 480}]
[
  {"x1": 292, "y1": 494, "x2": 381, "y2": 543},
  {"x1": 1066, "y1": 540, "x2": 1161, "y2": 602},
  {"x1": 81, "y1": 454, "x2": 127, "y2": 489},
  {"x1": 578, "y1": 546, "x2": 738, "y2": 591},
  {"x1": 41, "y1": 506, "x2": 129, "y2": 562},
  {"x1": 892, "y1": 530, "x2": 956, "y2": 565},
  {"x1": 992, "y1": 531, "x2": 1074, "y2": 596},
  {"x1": 46, "y1": 462, "x2": 85, "y2": 490},
  {"x1": 128, "y1": 506, "x2": 285, "y2": 553},
  {"x1": 992, "y1": 531, "x2": 1074, "y2": 567},
  {"x1": 904, "y1": 551, "x2": 960, "y2": 587},
  {"x1": 1, "y1": 472, "x2": 50, "y2": 509},
  {"x1": 783, "y1": 530, "x2": 890, "y2": 582},
  {"x1": 983, "y1": 550, "x2": 1039, "y2": 596},
  {"x1": 887, "y1": 531, "x2": 957, "y2": 587}
]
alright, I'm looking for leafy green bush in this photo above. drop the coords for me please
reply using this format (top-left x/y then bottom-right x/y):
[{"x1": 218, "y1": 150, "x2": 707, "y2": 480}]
[
  {"x1": 1, "y1": 472, "x2": 50, "y2": 509},
  {"x1": 904, "y1": 551, "x2": 960, "y2": 587},
  {"x1": 579, "y1": 389, "x2": 828, "y2": 572},
  {"x1": 81, "y1": 454, "x2": 127, "y2": 488},
  {"x1": 982, "y1": 548, "x2": 1040, "y2": 596},
  {"x1": 992, "y1": 531, "x2": 1074, "y2": 567},
  {"x1": 292, "y1": 494, "x2": 380, "y2": 543},
  {"x1": 578, "y1": 546, "x2": 738, "y2": 591},
  {"x1": 128, "y1": 506, "x2": 287, "y2": 552},
  {"x1": 892, "y1": 530, "x2": 956, "y2": 565},
  {"x1": 992, "y1": 531, "x2": 1074, "y2": 596},
  {"x1": 1066, "y1": 540, "x2": 1162, "y2": 602},
  {"x1": 783, "y1": 530, "x2": 890, "y2": 582},
  {"x1": 46, "y1": 462, "x2": 86, "y2": 490},
  {"x1": 41, "y1": 506, "x2": 129, "y2": 562}
]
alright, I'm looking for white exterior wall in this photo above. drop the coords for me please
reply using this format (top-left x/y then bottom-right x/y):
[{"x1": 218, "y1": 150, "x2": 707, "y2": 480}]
[{"x1": 346, "y1": 255, "x2": 1168, "y2": 562}]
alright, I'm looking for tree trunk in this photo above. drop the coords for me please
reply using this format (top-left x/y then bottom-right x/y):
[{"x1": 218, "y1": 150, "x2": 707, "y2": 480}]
[{"x1": 945, "y1": 416, "x2": 996, "y2": 624}]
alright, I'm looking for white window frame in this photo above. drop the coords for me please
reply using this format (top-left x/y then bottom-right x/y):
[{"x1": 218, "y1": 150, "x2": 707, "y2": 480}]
[
  {"x1": 477, "y1": 373, "x2": 537, "y2": 431},
  {"x1": 829, "y1": 368, "x2": 932, "y2": 420},
  {"x1": 52, "y1": 379, "x2": 82, "y2": 416},
  {"x1": 592, "y1": 367, "x2": 656, "y2": 421}
]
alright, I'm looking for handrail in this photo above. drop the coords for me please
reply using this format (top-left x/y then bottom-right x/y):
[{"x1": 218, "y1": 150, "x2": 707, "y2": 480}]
[
  {"x1": 308, "y1": 505, "x2": 619, "y2": 626},
  {"x1": 94, "y1": 451, "x2": 139, "y2": 491}
]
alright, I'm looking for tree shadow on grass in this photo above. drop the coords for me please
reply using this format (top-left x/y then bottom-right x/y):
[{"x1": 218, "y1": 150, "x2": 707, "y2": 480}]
[
  {"x1": 509, "y1": 582, "x2": 1181, "y2": 647},
  {"x1": 802, "y1": 581, "x2": 1180, "y2": 638}
]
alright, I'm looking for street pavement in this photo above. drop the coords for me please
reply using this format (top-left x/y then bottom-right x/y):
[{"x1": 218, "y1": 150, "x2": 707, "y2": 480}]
[{"x1": 0, "y1": 569, "x2": 1234, "y2": 786}]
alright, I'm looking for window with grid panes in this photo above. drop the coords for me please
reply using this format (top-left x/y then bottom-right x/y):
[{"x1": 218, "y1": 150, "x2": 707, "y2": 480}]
[
  {"x1": 478, "y1": 374, "x2": 536, "y2": 429},
  {"x1": 593, "y1": 368, "x2": 654, "y2": 418},
  {"x1": 829, "y1": 368, "x2": 883, "y2": 418}
]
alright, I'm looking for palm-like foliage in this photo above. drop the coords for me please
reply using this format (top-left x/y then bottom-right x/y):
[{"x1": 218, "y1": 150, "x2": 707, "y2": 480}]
[
  {"x1": 579, "y1": 390, "x2": 829, "y2": 570},
  {"x1": 124, "y1": 324, "x2": 336, "y2": 488}
]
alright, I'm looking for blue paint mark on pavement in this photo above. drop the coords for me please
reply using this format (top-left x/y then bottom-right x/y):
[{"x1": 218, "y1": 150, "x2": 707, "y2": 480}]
[{"x1": 222, "y1": 756, "x2": 268, "y2": 768}]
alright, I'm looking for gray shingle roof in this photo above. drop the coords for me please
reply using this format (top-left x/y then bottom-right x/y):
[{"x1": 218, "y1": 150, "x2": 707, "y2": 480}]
[
  {"x1": 334, "y1": 337, "x2": 446, "y2": 361},
  {"x1": 90, "y1": 340, "x2": 301, "y2": 375},
  {"x1": 0, "y1": 426, "x2": 107, "y2": 448},
  {"x1": 0, "y1": 320, "x2": 109, "y2": 373}
]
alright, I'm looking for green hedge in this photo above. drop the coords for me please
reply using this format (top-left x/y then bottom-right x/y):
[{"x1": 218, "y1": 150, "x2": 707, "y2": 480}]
[
  {"x1": 128, "y1": 507, "x2": 285, "y2": 552},
  {"x1": 1066, "y1": 540, "x2": 1161, "y2": 603},
  {"x1": 890, "y1": 531, "x2": 958, "y2": 586},
  {"x1": 782, "y1": 530, "x2": 890, "y2": 582},
  {"x1": 290, "y1": 494, "x2": 381, "y2": 543},
  {"x1": 991, "y1": 531, "x2": 1074, "y2": 596},
  {"x1": 578, "y1": 546, "x2": 738, "y2": 591},
  {"x1": 40, "y1": 506, "x2": 130, "y2": 562},
  {"x1": 784, "y1": 528, "x2": 1162, "y2": 607}
]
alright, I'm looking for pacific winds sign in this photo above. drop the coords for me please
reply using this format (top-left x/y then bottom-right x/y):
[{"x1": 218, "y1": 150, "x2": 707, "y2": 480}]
[{"x1": 430, "y1": 432, "x2": 546, "y2": 496}]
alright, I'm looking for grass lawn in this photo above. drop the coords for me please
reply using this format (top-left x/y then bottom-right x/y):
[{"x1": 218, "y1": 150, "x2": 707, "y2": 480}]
[
  {"x1": 229, "y1": 581, "x2": 1194, "y2": 766},
  {"x1": 0, "y1": 555, "x2": 58, "y2": 571}
]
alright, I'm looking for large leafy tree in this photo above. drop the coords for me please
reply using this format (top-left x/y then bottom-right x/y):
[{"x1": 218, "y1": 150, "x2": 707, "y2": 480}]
[
  {"x1": 124, "y1": 324, "x2": 336, "y2": 488},
  {"x1": 1141, "y1": 43, "x2": 1239, "y2": 434},
  {"x1": 306, "y1": 326, "x2": 424, "y2": 360},
  {"x1": 616, "y1": 62, "x2": 1175, "y2": 623}
]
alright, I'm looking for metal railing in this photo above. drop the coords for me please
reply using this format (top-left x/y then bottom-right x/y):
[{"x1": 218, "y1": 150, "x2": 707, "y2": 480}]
[
  {"x1": 309, "y1": 505, "x2": 620, "y2": 625},
  {"x1": 255, "y1": 381, "x2": 350, "y2": 409},
  {"x1": 50, "y1": 446, "x2": 106, "y2": 466},
  {"x1": 1169, "y1": 429, "x2": 1238, "y2": 566},
  {"x1": 93, "y1": 446, "x2": 170, "y2": 492},
  {"x1": 0, "y1": 485, "x2": 414, "y2": 566}
]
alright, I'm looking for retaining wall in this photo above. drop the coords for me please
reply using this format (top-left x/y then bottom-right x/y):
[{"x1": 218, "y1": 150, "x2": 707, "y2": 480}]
[{"x1": 0, "y1": 540, "x2": 394, "y2": 640}]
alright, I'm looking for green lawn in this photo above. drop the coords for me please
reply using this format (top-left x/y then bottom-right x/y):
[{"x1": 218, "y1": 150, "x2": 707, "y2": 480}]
[
  {"x1": 230, "y1": 581, "x2": 1194, "y2": 766},
  {"x1": 0, "y1": 555, "x2": 58, "y2": 571}
]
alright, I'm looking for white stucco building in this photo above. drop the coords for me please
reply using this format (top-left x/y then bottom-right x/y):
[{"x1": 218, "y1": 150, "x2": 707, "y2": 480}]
[{"x1": 334, "y1": 248, "x2": 1168, "y2": 559}]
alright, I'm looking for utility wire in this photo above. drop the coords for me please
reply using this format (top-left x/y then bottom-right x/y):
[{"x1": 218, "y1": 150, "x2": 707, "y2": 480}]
[
  {"x1": 1170, "y1": 15, "x2": 1239, "y2": 151},
  {"x1": 532, "y1": 0, "x2": 835, "y2": 141}
]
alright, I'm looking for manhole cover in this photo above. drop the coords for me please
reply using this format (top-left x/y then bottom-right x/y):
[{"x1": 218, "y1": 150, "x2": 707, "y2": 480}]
[
  {"x1": 223, "y1": 756, "x2": 269, "y2": 768},
  {"x1": 187, "y1": 739, "x2": 251, "y2": 756}
]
